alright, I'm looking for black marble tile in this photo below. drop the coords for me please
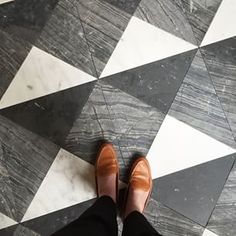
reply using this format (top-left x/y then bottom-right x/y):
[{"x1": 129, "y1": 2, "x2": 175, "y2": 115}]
[
  {"x1": 144, "y1": 198, "x2": 205, "y2": 236},
  {"x1": 169, "y1": 50, "x2": 236, "y2": 148},
  {"x1": 22, "y1": 199, "x2": 96, "y2": 236},
  {"x1": 103, "y1": 0, "x2": 141, "y2": 15},
  {"x1": 174, "y1": 0, "x2": 222, "y2": 45},
  {"x1": 0, "y1": 0, "x2": 58, "y2": 44},
  {"x1": 152, "y1": 154, "x2": 236, "y2": 226},
  {"x1": 201, "y1": 37, "x2": 236, "y2": 142},
  {"x1": 207, "y1": 158, "x2": 236, "y2": 236},
  {"x1": 77, "y1": 0, "x2": 131, "y2": 76},
  {"x1": 0, "y1": 30, "x2": 31, "y2": 99},
  {"x1": 0, "y1": 81, "x2": 95, "y2": 147},
  {"x1": 64, "y1": 81, "x2": 165, "y2": 180},
  {"x1": 35, "y1": 0, "x2": 97, "y2": 77},
  {"x1": 0, "y1": 115, "x2": 59, "y2": 222},
  {"x1": 134, "y1": 0, "x2": 197, "y2": 45},
  {"x1": 102, "y1": 49, "x2": 197, "y2": 114}
]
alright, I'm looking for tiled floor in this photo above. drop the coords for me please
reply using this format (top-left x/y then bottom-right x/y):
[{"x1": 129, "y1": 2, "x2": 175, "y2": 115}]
[{"x1": 0, "y1": 0, "x2": 236, "y2": 235}]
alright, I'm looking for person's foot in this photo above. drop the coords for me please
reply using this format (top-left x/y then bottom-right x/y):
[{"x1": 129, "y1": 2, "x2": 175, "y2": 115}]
[
  {"x1": 95, "y1": 143, "x2": 119, "y2": 203},
  {"x1": 124, "y1": 157, "x2": 152, "y2": 218}
]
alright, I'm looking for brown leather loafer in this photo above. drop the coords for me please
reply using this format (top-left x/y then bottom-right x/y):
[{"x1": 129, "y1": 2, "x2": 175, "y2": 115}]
[
  {"x1": 124, "y1": 157, "x2": 152, "y2": 217},
  {"x1": 95, "y1": 143, "x2": 119, "y2": 201}
]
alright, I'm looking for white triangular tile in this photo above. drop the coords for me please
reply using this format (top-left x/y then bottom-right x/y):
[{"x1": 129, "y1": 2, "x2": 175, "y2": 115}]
[
  {"x1": 0, "y1": 46, "x2": 97, "y2": 109},
  {"x1": 147, "y1": 115, "x2": 236, "y2": 179},
  {"x1": 203, "y1": 229, "x2": 218, "y2": 236},
  {"x1": 21, "y1": 149, "x2": 97, "y2": 222},
  {"x1": 0, "y1": 0, "x2": 13, "y2": 4},
  {"x1": 0, "y1": 212, "x2": 17, "y2": 230},
  {"x1": 100, "y1": 16, "x2": 197, "y2": 78},
  {"x1": 201, "y1": 0, "x2": 236, "y2": 46}
]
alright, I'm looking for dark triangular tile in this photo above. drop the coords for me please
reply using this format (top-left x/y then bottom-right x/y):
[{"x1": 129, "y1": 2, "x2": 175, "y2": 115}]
[
  {"x1": 169, "y1": 50, "x2": 236, "y2": 148},
  {"x1": 0, "y1": 0, "x2": 59, "y2": 44},
  {"x1": 175, "y1": 0, "x2": 222, "y2": 45},
  {"x1": 134, "y1": 0, "x2": 197, "y2": 45},
  {"x1": 22, "y1": 199, "x2": 96, "y2": 236},
  {"x1": 77, "y1": 0, "x2": 132, "y2": 76},
  {"x1": 0, "y1": 30, "x2": 31, "y2": 99},
  {"x1": 35, "y1": 0, "x2": 97, "y2": 77},
  {"x1": 201, "y1": 37, "x2": 236, "y2": 142},
  {"x1": 64, "y1": 80, "x2": 165, "y2": 180},
  {"x1": 207, "y1": 157, "x2": 236, "y2": 236},
  {"x1": 0, "y1": 81, "x2": 95, "y2": 147},
  {"x1": 0, "y1": 115, "x2": 59, "y2": 222},
  {"x1": 152, "y1": 154, "x2": 236, "y2": 226},
  {"x1": 102, "y1": 49, "x2": 197, "y2": 114},
  {"x1": 0, "y1": 224, "x2": 18, "y2": 236}
]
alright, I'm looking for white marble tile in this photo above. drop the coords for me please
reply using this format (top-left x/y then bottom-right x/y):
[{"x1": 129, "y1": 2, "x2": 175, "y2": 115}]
[
  {"x1": 100, "y1": 16, "x2": 197, "y2": 78},
  {"x1": 0, "y1": 46, "x2": 97, "y2": 109},
  {"x1": 0, "y1": 212, "x2": 17, "y2": 230},
  {"x1": 0, "y1": 0, "x2": 13, "y2": 5},
  {"x1": 201, "y1": 0, "x2": 236, "y2": 46},
  {"x1": 21, "y1": 149, "x2": 97, "y2": 222},
  {"x1": 147, "y1": 115, "x2": 236, "y2": 179},
  {"x1": 202, "y1": 229, "x2": 218, "y2": 236}
]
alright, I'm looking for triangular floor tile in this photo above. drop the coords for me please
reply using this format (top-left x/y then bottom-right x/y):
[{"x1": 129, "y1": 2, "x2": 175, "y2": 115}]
[
  {"x1": 100, "y1": 16, "x2": 197, "y2": 78},
  {"x1": 169, "y1": 50, "x2": 236, "y2": 148},
  {"x1": 22, "y1": 199, "x2": 96, "y2": 236},
  {"x1": 102, "y1": 49, "x2": 197, "y2": 114},
  {"x1": 147, "y1": 115, "x2": 236, "y2": 179},
  {"x1": 203, "y1": 229, "x2": 219, "y2": 236},
  {"x1": 21, "y1": 149, "x2": 96, "y2": 222},
  {"x1": 0, "y1": 224, "x2": 18, "y2": 236},
  {"x1": 0, "y1": 0, "x2": 14, "y2": 4},
  {"x1": 0, "y1": 47, "x2": 97, "y2": 109},
  {"x1": 175, "y1": 0, "x2": 222, "y2": 45},
  {"x1": 201, "y1": 37, "x2": 236, "y2": 141},
  {"x1": 134, "y1": 0, "x2": 197, "y2": 45},
  {"x1": 0, "y1": 81, "x2": 95, "y2": 146},
  {"x1": 152, "y1": 154, "x2": 235, "y2": 226},
  {"x1": 201, "y1": 0, "x2": 236, "y2": 46},
  {"x1": 0, "y1": 212, "x2": 17, "y2": 230},
  {"x1": 207, "y1": 158, "x2": 236, "y2": 236}
]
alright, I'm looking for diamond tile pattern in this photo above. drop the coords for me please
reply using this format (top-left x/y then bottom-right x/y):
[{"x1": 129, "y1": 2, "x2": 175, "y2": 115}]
[{"x1": 0, "y1": 0, "x2": 236, "y2": 235}]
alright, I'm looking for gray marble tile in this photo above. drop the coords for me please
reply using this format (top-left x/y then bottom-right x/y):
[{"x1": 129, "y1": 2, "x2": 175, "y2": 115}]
[
  {"x1": 22, "y1": 199, "x2": 96, "y2": 236},
  {"x1": 152, "y1": 154, "x2": 236, "y2": 226},
  {"x1": 77, "y1": 0, "x2": 131, "y2": 76},
  {"x1": 35, "y1": 0, "x2": 97, "y2": 77},
  {"x1": 64, "y1": 81, "x2": 165, "y2": 180},
  {"x1": 13, "y1": 225, "x2": 40, "y2": 236},
  {"x1": 103, "y1": 49, "x2": 197, "y2": 114},
  {"x1": 174, "y1": 0, "x2": 222, "y2": 45},
  {"x1": 0, "y1": 81, "x2": 95, "y2": 146},
  {"x1": 207, "y1": 159, "x2": 236, "y2": 236},
  {"x1": 0, "y1": 225, "x2": 17, "y2": 236},
  {"x1": 169, "y1": 50, "x2": 236, "y2": 149},
  {"x1": 0, "y1": 115, "x2": 59, "y2": 222},
  {"x1": 0, "y1": 0, "x2": 58, "y2": 44},
  {"x1": 0, "y1": 30, "x2": 31, "y2": 99},
  {"x1": 134, "y1": 0, "x2": 197, "y2": 45},
  {"x1": 201, "y1": 37, "x2": 236, "y2": 142},
  {"x1": 144, "y1": 198, "x2": 205, "y2": 236}
]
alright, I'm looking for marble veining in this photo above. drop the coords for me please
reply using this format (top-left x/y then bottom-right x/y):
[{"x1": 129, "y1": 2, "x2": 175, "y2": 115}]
[
  {"x1": 103, "y1": 49, "x2": 197, "y2": 114},
  {"x1": 0, "y1": 115, "x2": 59, "y2": 222},
  {"x1": 144, "y1": 198, "x2": 204, "y2": 236},
  {"x1": 35, "y1": 0, "x2": 97, "y2": 77},
  {"x1": 0, "y1": 0, "x2": 58, "y2": 44},
  {"x1": 134, "y1": 0, "x2": 197, "y2": 45},
  {"x1": 169, "y1": 50, "x2": 236, "y2": 148},
  {"x1": 207, "y1": 159, "x2": 236, "y2": 236},
  {"x1": 77, "y1": 0, "x2": 131, "y2": 75},
  {"x1": 175, "y1": 0, "x2": 222, "y2": 45},
  {"x1": 201, "y1": 37, "x2": 236, "y2": 142},
  {"x1": 0, "y1": 30, "x2": 31, "y2": 99}
]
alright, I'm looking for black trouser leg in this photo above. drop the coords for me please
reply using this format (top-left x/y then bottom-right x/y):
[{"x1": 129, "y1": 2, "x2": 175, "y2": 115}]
[
  {"x1": 52, "y1": 196, "x2": 118, "y2": 236},
  {"x1": 122, "y1": 211, "x2": 162, "y2": 236}
]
